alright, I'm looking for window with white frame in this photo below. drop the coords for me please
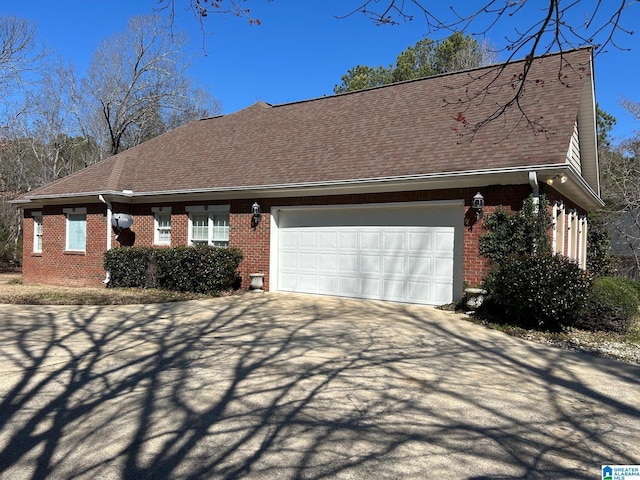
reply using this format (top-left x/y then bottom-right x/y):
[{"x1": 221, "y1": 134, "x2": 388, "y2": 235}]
[
  {"x1": 32, "y1": 212, "x2": 43, "y2": 253},
  {"x1": 186, "y1": 205, "x2": 230, "y2": 247},
  {"x1": 152, "y1": 207, "x2": 171, "y2": 245},
  {"x1": 64, "y1": 207, "x2": 87, "y2": 252}
]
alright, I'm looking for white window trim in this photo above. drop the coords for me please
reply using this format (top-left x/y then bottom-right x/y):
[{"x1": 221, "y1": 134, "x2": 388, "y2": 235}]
[
  {"x1": 186, "y1": 205, "x2": 230, "y2": 246},
  {"x1": 152, "y1": 207, "x2": 172, "y2": 246},
  {"x1": 63, "y1": 207, "x2": 87, "y2": 252},
  {"x1": 32, "y1": 211, "x2": 43, "y2": 253}
]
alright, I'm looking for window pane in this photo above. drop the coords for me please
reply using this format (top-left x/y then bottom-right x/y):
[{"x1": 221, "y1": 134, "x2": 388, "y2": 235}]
[
  {"x1": 67, "y1": 214, "x2": 86, "y2": 251},
  {"x1": 34, "y1": 216, "x2": 43, "y2": 252},
  {"x1": 212, "y1": 214, "x2": 229, "y2": 242},
  {"x1": 156, "y1": 213, "x2": 171, "y2": 244},
  {"x1": 191, "y1": 214, "x2": 209, "y2": 241}
]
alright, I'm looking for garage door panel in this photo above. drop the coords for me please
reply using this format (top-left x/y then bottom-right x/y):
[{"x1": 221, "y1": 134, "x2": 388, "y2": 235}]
[
  {"x1": 360, "y1": 277, "x2": 382, "y2": 298},
  {"x1": 299, "y1": 273, "x2": 317, "y2": 290},
  {"x1": 299, "y1": 253, "x2": 317, "y2": 269},
  {"x1": 318, "y1": 253, "x2": 338, "y2": 271},
  {"x1": 432, "y1": 283, "x2": 453, "y2": 304},
  {"x1": 339, "y1": 232, "x2": 358, "y2": 248},
  {"x1": 384, "y1": 231, "x2": 405, "y2": 250},
  {"x1": 407, "y1": 281, "x2": 432, "y2": 303},
  {"x1": 339, "y1": 276, "x2": 359, "y2": 296},
  {"x1": 361, "y1": 254, "x2": 381, "y2": 274},
  {"x1": 339, "y1": 255, "x2": 359, "y2": 272},
  {"x1": 277, "y1": 209, "x2": 458, "y2": 305},
  {"x1": 435, "y1": 231, "x2": 455, "y2": 251},
  {"x1": 360, "y1": 231, "x2": 382, "y2": 250},
  {"x1": 433, "y1": 257, "x2": 454, "y2": 277},
  {"x1": 299, "y1": 231, "x2": 317, "y2": 246},
  {"x1": 279, "y1": 253, "x2": 298, "y2": 268},
  {"x1": 279, "y1": 271, "x2": 298, "y2": 290},
  {"x1": 408, "y1": 232, "x2": 432, "y2": 252},
  {"x1": 318, "y1": 231, "x2": 338, "y2": 248},
  {"x1": 383, "y1": 255, "x2": 406, "y2": 275},
  {"x1": 383, "y1": 279, "x2": 406, "y2": 301},
  {"x1": 318, "y1": 275, "x2": 337, "y2": 292},
  {"x1": 408, "y1": 256, "x2": 432, "y2": 276},
  {"x1": 280, "y1": 230, "x2": 300, "y2": 248}
]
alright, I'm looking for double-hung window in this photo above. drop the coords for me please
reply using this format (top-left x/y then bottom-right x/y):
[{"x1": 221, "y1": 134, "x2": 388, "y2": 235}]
[
  {"x1": 32, "y1": 212, "x2": 43, "y2": 253},
  {"x1": 152, "y1": 207, "x2": 172, "y2": 245},
  {"x1": 186, "y1": 205, "x2": 230, "y2": 247},
  {"x1": 64, "y1": 207, "x2": 87, "y2": 252}
]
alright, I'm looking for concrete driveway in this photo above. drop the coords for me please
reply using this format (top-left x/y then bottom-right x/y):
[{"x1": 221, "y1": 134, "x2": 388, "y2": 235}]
[{"x1": 0, "y1": 293, "x2": 638, "y2": 480}]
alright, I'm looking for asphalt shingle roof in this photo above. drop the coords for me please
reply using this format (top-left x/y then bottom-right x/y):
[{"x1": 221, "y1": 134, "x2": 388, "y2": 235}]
[{"x1": 21, "y1": 48, "x2": 593, "y2": 200}]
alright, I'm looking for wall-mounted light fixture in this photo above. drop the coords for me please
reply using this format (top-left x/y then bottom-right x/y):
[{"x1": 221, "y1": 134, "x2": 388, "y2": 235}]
[
  {"x1": 545, "y1": 174, "x2": 568, "y2": 186},
  {"x1": 472, "y1": 192, "x2": 485, "y2": 220},
  {"x1": 251, "y1": 202, "x2": 262, "y2": 229}
]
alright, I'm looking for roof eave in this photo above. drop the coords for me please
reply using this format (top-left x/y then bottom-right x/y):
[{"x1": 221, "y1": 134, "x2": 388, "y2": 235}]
[
  {"x1": 13, "y1": 165, "x2": 603, "y2": 210},
  {"x1": 576, "y1": 52, "x2": 600, "y2": 197}
]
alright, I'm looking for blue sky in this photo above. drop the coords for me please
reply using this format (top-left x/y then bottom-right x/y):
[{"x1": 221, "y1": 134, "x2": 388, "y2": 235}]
[{"x1": 3, "y1": 0, "x2": 639, "y2": 142}]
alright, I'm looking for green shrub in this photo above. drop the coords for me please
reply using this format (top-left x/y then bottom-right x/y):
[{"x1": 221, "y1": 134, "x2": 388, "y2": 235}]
[
  {"x1": 104, "y1": 247, "x2": 154, "y2": 288},
  {"x1": 577, "y1": 277, "x2": 639, "y2": 334},
  {"x1": 586, "y1": 214, "x2": 617, "y2": 277},
  {"x1": 155, "y1": 246, "x2": 243, "y2": 294},
  {"x1": 104, "y1": 246, "x2": 243, "y2": 294},
  {"x1": 483, "y1": 255, "x2": 592, "y2": 331},
  {"x1": 614, "y1": 276, "x2": 640, "y2": 298},
  {"x1": 479, "y1": 195, "x2": 552, "y2": 265}
]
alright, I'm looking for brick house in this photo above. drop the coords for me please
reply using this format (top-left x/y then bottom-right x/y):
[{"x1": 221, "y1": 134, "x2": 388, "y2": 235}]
[{"x1": 12, "y1": 48, "x2": 602, "y2": 305}]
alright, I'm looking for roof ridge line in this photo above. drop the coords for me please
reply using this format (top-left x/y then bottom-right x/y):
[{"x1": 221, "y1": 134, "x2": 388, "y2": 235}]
[{"x1": 269, "y1": 46, "x2": 592, "y2": 110}]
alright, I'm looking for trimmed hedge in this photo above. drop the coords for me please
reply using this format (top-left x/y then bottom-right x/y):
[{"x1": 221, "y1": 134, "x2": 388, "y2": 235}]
[
  {"x1": 104, "y1": 247, "x2": 154, "y2": 288},
  {"x1": 155, "y1": 246, "x2": 243, "y2": 293},
  {"x1": 577, "y1": 277, "x2": 640, "y2": 334},
  {"x1": 483, "y1": 255, "x2": 592, "y2": 332},
  {"x1": 104, "y1": 246, "x2": 243, "y2": 294}
]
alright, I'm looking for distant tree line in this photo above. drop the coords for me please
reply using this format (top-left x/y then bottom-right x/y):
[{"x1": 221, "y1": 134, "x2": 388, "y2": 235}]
[
  {"x1": 334, "y1": 33, "x2": 498, "y2": 93},
  {"x1": 0, "y1": 14, "x2": 220, "y2": 265}
]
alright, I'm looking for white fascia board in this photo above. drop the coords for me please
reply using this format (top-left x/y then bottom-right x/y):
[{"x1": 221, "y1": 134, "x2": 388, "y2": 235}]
[
  {"x1": 11, "y1": 164, "x2": 603, "y2": 209},
  {"x1": 576, "y1": 55, "x2": 600, "y2": 197}
]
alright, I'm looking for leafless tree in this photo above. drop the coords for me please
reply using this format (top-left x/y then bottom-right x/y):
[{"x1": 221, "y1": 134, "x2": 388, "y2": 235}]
[
  {"x1": 0, "y1": 16, "x2": 43, "y2": 101},
  {"x1": 621, "y1": 97, "x2": 640, "y2": 122},
  {"x1": 599, "y1": 99, "x2": 640, "y2": 277},
  {"x1": 83, "y1": 14, "x2": 220, "y2": 156},
  {"x1": 0, "y1": 16, "x2": 47, "y2": 264}
]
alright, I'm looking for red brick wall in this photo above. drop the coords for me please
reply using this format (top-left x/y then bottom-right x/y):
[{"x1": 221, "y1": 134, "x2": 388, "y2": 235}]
[
  {"x1": 23, "y1": 204, "x2": 109, "y2": 287},
  {"x1": 21, "y1": 185, "x2": 535, "y2": 293}
]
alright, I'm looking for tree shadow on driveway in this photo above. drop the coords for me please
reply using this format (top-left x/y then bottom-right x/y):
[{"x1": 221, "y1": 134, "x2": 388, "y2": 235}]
[{"x1": 0, "y1": 293, "x2": 638, "y2": 479}]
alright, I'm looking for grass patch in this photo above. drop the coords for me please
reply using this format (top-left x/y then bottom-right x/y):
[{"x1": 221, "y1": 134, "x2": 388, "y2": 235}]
[{"x1": 0, "y1": 274, "x2": 219, "y2": 305}]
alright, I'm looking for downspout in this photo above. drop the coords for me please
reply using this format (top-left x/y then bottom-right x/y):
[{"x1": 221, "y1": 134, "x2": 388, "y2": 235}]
[
  {"x1": 528, "y1": 171, "x2": 539, "y2": 213},
  {"x1": 99, "y1": 195, "x2": 112, "y2": 284}
]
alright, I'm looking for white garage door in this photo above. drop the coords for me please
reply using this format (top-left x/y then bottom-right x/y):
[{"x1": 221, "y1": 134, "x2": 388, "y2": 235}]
[{"x1": 274, "y1": 203, "x2": 461, "y2": 305}]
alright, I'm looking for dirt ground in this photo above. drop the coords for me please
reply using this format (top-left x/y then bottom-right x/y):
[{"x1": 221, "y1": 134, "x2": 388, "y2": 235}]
[{"x1": 0, "y1": 273, "x2": 204, "y2": 304}]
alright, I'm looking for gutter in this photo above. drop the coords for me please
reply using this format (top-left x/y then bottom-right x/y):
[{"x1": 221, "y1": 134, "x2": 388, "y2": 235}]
[{"x1": 12, "y1": 164, "x2": 605, "y2": 210}]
